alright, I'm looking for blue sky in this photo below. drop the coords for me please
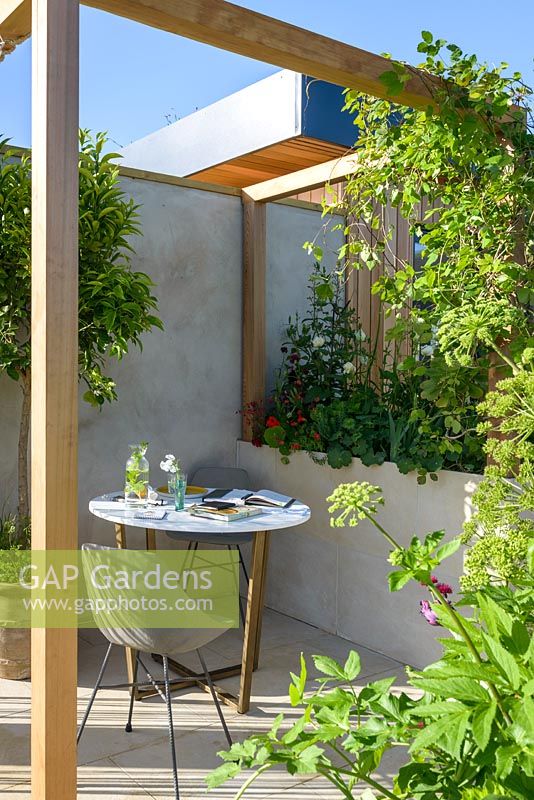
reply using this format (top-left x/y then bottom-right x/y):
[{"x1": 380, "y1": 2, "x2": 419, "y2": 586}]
[{"x1": 1, "y1": 0, "x2": 533, "y2": 149}]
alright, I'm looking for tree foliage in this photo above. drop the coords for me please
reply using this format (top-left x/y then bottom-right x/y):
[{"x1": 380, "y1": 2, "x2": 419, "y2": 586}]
[{"x1": 0, "y1": 130, "x2": 163, "y2": 517}]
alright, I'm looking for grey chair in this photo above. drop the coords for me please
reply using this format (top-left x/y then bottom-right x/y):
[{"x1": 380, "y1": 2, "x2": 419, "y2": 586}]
[
  {"x1": 169, "y1": 466, "x2": 252, "y2": 624},
  {"x1": 77, "y1": 544, "x2": 232, "y2": 800}
]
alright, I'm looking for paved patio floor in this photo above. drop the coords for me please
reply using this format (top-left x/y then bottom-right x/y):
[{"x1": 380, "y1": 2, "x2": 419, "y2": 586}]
[{"x1": 0, "y1": 609, "x2": 410, "y2": 798}]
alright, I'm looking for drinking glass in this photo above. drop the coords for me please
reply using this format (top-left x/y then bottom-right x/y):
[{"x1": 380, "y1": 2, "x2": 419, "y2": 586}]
[{"x1": 174, "y1": 472, "x2": 187, "y2": 511}]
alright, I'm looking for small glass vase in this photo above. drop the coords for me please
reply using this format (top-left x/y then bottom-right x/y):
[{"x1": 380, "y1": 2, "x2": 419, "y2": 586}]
[
  {"x1": 172, "y1": 472, "x2": 187, "y2": 511},
  {"x1": 124, "y1": 443, "x2": 149, "y2": 509}
]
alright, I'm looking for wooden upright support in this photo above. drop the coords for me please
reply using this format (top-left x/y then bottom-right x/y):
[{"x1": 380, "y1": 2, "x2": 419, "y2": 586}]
[
  {"x1": 242, "y1": 198, "x2": 266, "y2": 441},
  {"x1": 30, "y1": 0, "x2": 79, "y2": 798}
]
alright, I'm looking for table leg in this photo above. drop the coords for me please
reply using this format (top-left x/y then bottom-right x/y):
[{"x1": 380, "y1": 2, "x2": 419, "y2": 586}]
[
  {"x1": 114, "y1": 522, "x2": 139, "y2": 698},
  {"x1": 252, "y1": 532, "x2": 270, "y2": 671},
  {"x1": 146, "y1": 528, "x2": 157, "y2": 551},
  {"x1": 238, "y1": 530, "x2": 269, "y2": 714},
  {"x1": 114, "y1": 522, "x2": 126, "y2": 549}
]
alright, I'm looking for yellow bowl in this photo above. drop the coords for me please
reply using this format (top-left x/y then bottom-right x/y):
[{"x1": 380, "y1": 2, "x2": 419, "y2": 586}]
[{"x1": 157, "y1": 485, "x2": 207, "y2": 497}]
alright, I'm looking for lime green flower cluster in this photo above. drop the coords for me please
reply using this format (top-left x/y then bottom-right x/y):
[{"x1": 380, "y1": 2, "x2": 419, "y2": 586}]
[
  {"x1": 327, "y1": 482, "x2": 384, "y2": 527},
  {"x1": 461, "y1": 371, "x2": 534, "y2": 590}
]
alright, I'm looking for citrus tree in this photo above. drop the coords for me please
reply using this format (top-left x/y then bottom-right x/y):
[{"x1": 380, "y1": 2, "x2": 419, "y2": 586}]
[{"x1": 0, "y1": 130, "x2": 163, "y2": 523}]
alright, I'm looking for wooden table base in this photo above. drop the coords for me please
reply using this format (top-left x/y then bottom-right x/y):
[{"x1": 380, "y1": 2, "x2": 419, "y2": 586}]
[{"x1": 113, "y1": 522, "x2": 270, "y2": 714}]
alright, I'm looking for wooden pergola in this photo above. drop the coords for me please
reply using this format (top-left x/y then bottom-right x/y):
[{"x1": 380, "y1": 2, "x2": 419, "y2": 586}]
[{"x1": 0, "y1": 2, "x2": 434, "y2": 798}]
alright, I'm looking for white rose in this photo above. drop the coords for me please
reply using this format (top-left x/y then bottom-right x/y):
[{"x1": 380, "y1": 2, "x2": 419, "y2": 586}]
[
  {"x1": 160, "y1": 460, "x2": 171, "y2": 472},
  {"x1": 420, "y1": 344, "x2": 435, "y2": 357},
  {"x1": 343, "y1": 361, "x2": 356, "y2": 374},
  {"x1": 355, "y1": 328, "x2": 366, "y2": 341},
  {"x1": 312, "y1": 335, "x2": 325, "y2": 348}
]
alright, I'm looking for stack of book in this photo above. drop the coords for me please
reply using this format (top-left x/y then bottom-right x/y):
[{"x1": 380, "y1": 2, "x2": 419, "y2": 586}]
[{"x1": 188, "y1": 488, "x2": 294, "y2": 523}]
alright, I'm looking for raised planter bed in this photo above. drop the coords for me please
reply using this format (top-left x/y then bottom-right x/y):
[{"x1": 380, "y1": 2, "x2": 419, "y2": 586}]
[{"x1": 237, "y1": 440, "x2": 482, "y2": 668}]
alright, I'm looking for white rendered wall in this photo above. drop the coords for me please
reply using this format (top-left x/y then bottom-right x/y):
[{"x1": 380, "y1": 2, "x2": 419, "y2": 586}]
[{"x1": 238, "y1": 440, "x2": 481, "y2": 668}]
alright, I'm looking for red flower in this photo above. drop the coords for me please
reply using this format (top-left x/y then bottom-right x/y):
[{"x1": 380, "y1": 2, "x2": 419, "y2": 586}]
[
  {"x1": 291, "y1": 443, "x2": 301, "y2": 450},
  {"x1": 290, "y1": 421, "x2": 298, "y2": 427},
  {"x1": 313, "y1": 432, "x2": 321, "y2": 441},
  {"x1": 266, "y1": 416, "x2": 280, "y2": 428}
]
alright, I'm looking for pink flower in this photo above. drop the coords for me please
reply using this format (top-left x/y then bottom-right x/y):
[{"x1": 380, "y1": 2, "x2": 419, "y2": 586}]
[
  {"x1": 420, "y1": 600, "x2": 440, "y2": 626},
  {"x1": 430, "y1": 576, "x2": 453, "y2": 597}
]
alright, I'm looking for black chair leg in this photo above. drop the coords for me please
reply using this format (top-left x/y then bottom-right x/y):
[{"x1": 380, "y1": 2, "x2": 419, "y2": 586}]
[
  {"x1": 236, "y1": 544, "x2": 249, "y2": 584},
  {"x1": 163, "y1": 656, "x2": 180, "y2": 800},
  {"x1": 125, "y1": 653, "x2": 139, "y2": 732},
  {"x1": 197, "y1": 649, "x2": 232, "y2": 747},
  {"x1": 77, "y1": 641, "x2": 113, "y2": 744}
]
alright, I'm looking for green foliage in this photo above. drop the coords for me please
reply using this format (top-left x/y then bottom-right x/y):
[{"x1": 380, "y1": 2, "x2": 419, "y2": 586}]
[
  {"x1": 256, "y1": 265, "x2": 484, "y2": 479},
  {"x1": 0, "y1": 513, "x2": 30, "y2": 583},
  {"x1": 0, "y1": 512, "x2": 30, "y2": 551},
  {"x1": 323, "y1": 33, "x2": 533, "y2": 475},
  {"x1": 0, "y1": 130, "x2": 163, "y2": 404},
  {"x1": 0, "y1": 141, "x2": 31, "y2": 381},
  {"x1": 77, "y1": 131, "x2": 163, "y2": 405},
  {"x1": 323, "y1": 31, "x2": 534, "y2": 589},
  {"x1": 335, "y1": 38, "x2": 533, "y2": 372},
  {"x1": 461, "y1": 370, "x2": 534, "y2": 590},
  {"x1": 209, "y1": 482, "x2": 534, "y2": 800}
]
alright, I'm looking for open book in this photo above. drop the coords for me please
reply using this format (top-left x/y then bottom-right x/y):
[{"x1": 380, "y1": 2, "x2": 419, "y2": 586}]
[{"x1": 202, "y1": 489, "x2": 294, "y2": 509}]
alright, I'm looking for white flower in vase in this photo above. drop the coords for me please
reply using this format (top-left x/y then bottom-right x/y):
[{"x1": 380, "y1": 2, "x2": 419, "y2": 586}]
[{"x1": 160, "y1": 454, "x2": 181, "y2": 474}]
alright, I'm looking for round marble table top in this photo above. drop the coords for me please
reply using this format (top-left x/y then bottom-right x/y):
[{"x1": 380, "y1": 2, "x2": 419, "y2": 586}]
[{"x1": 89, "y1": 492, "x2": 311, "y2": 540}]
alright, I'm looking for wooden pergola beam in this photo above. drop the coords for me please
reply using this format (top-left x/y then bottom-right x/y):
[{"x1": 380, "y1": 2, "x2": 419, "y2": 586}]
[
  {"x1": 0, "y1": 0, "x2": 29, "y2": 40},
  {"x1": 242, "y1": 197, "x2": 266, "y2": 441},
  {"x1": 30, "y1": 0, "x2": 79, "y2": 798},
  {"x1": 1, "y1": 0, "x2": 438, "y2": 109},
  {"x1": 242, "y1": 153, "x2": 359, "y2": 203}
]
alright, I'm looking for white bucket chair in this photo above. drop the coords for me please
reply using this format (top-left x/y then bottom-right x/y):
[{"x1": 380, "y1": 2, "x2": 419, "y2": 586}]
[{"x1": 77, "y1": 543, "x2": 233, "y2": 800}]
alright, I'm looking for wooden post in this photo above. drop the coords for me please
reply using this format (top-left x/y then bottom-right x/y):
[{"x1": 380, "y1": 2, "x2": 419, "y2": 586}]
[
  {"x1": 242, "y1": 197, "x2": 266, "y2": 441},
  {"x1": 31, "y1": 0, "x2": 79, "y2": 798}
]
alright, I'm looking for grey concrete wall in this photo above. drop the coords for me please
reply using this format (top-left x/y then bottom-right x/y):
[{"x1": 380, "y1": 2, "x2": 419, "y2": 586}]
[
  {"x1": 79, "y1": 178, "x2": 247, "y2": 546},
  {"x1": 0, "y1": 179, "x2": 243, "y2": 546},
  {"x1": 266, "y1": 203, "x2": 344, "y2": 395},
  {"x1": 0, "y1": 179, "x2": 334, "y2": 549}
]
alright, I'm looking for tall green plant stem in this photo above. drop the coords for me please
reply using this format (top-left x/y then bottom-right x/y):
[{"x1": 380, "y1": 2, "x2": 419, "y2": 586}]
[
  {"x1": 427, "y1": 583, "x2": 512, "y2": 725},
  {"x1": 326, "y1": 741, "x2": 401, "y2": 800},
  {"x1": 234, "y1": 765, "x2": 271, "y2": 800},
  {"x1": 362, "y1": 507, "x2": 514, "y2": 726}
]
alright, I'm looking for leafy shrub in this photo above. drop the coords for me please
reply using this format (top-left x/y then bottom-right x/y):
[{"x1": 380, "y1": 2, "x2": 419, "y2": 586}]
[
  {"x1": 209, "y1": 483, "x2": 534, "y2": 799},
  {"x1": 253, "y1": 266, "x2": 485, "y2": 480}
]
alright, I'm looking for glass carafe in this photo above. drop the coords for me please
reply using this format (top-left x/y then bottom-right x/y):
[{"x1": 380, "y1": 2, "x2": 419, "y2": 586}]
[{"x1": 124, "y1": 442, "x2": 149, "y2": 509}]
